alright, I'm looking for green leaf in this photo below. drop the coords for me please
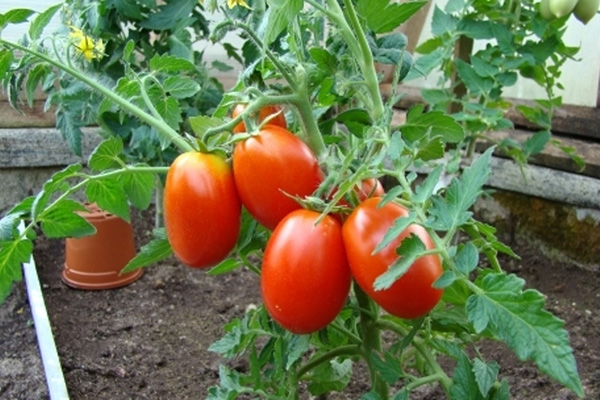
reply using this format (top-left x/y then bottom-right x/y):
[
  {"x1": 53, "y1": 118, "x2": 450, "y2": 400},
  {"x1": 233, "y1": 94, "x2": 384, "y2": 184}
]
[
  {"x1": 456, "y1": 242, "x2": 478, "y2": 275},
  {"x1": 373, "y1": 213, "x2": 416, "y2": 254},
  {"x1": 371, "y1": 352, "x2": 403, "y2": 384},
  {"x1": 372, "y1": 33, "x2": 408, "y2": 65},
  {"x1": 373, "y1": 233, "x2": 427, "y2": 291},
  {"x1": 472, "y1": 358, "x2": 499, "y2": 397},
  {"x1": 56, "y1": 111, "x2": 83, "y2": 157},
  {"x1": 39, "y1": 199, "x2": 96, "y2": 238},
  {"x1": 139, "y1": 0, "x2": 196, "y2": 30},
  {"x1": 149, "y1": 53, "x2": 197, "y2": 73},
  {"x1": 310, "y1": 48, "x2": 337, "y2": 72},
  {"x1": 405, "y1": 49, "x2": 445, "y2": 81},
  {"x1": 431, "y1": 6, "x2": 457, "y2": 36},
  {"x1": 286, "y1": 335, "x2": 310, "y2": 370},
  {"x1": 155, "y1": 97, "x2": 182, "y2": 130},
  {"x1": 85, "y1": 178, "x2": 130, "y2": 222},
  {"x1": 450, "y1": 352, "x2": 485, "y2": 400},
  {"x1": 421, "y1": 88, "x2": 453, "y2": 105},
  {"x1": 208, "y1": 319, "x2": 243, "y2": 356},
  {"x1": 120, "y1": 168, "x2": 155, "y2": 210},
  {"x1": 336, "y1": 109, "x2": 372, "y2": 137},
  {"x1": 523, "y1": 130, "x2": 551, "y2": 156},
  {"x1": 0, "y1": 50, "x2": 13, "y2": 81},
  {"x1": 2, "y1": 9, "x2": 35, "y2": 27},
  {"x1": 466, "y1": 273, "x2": 584, "y2": 397},
  {"x1": 428, "y1": 148, "x2": 493, "y2": 231},
  {"x1": 458, "y1": 19, "x2": 494, "y2": 40},
  {"x1": 306, "y1": 359, "x2": 353, "y2": 396},
  {"x1": 189, "y1": 115, "x2": 223, "y2": 137},
  {"x1": 417, "y1": 136, "x2": 445, "y2": 161},
  {"x1": 208, "y1": 258, "x2": 242, "y2": 276},
  {"x1": 0, "y1": 197, "x2": 34, "y2": 241},
  {"x1": 0, "y1": 238, "x2": 33, "y2": 303},
  {"x1": 25, "y1": 64, "x2": 49, "y2": 108},
  {"x1": 413, "y1": 164, "x2": 443, "y2": 203},
  {"x1": 263, "y1": 0, "x2": 303, "y2": 45},
  {"x1": 357, "y1": 0, "x2": 427, "y2": 34},
  {"x1": 433, "y1": 270, "x2": 457, "y2": 289},
  {"x1": 401, "y1": 104, "x2": 465, "y2": 143},
  {"x1": 164, "y1": 76, "x2": 201, "y2": 99},
  {"x1": 121, "y1": 228, "x2": 172, "y2": 273},
  {"x1": 29, "y1": 4, "x2": 61, "y2": 40},
  {"x1": 88, "y1": 137, "x2": 124, "y2": 171},
  {"x1": 470, "y1": 55, "x2": 500, "y2": 78},
  {"x1": 456, "y1": 59, "x2": 494, "y2": 95},
  {"x1": 123, "y1": 40, "x2": 136, "y2": 61}
]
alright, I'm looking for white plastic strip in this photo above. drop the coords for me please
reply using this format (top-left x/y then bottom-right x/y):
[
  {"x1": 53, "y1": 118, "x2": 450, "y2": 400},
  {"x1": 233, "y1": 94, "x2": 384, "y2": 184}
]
[{"x1": 20, "y1": 223, "x2": 70, "y2": 399}]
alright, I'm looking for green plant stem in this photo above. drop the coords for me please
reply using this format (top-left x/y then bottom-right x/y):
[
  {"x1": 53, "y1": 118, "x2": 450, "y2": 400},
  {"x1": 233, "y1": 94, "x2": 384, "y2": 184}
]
[
  {"x1": 296, "y1": 344, "x2": 361, "y2": 379},
  {"x1": 329, "y1": 321, "x2": 363, "y2": 344},
  {"x1": 321, "y1": 0, "x2": 385, "y2": 120},
  {"x1": 354, "y1": 283, "x2": 389, "y2": 399},
  {"x1": 0, "y1": 39, "x2": 194, "y2": 153},
  {"x1": 374, "y1": 319, "x2": 452, "y2": 392}
]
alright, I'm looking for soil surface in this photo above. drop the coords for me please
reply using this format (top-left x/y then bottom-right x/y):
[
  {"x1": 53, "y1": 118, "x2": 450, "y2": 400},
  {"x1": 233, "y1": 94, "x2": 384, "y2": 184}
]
[{"x1": 1, "y1": 206, "x2": 599, "y2": 399}]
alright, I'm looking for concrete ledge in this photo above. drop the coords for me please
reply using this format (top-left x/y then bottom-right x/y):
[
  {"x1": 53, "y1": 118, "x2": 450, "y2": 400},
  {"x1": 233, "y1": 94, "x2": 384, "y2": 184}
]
[{"x1": 0, "y1": 127, "x2": 103, "y2": 168}]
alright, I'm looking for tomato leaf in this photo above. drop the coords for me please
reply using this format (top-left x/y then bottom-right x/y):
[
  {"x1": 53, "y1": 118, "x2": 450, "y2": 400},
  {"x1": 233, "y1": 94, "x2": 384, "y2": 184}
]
[
  {"x1": 456, "y1": 59, "x2": 494, "y2": 95},
  {"x1": 370, "y1": 352, "x2": 403, "y2": 384},
  {"x1": 372, "y1": 213, "x2": 416, "y2": 255},
  {"x1": 208, "y1": 258, "x2": 242, "y2": 276},
  {"x1": 523, "y1": 130, "x2": 551, "y2": 157},
  {"x1": 88, "y1": 137, "x2": 124, "y2": 171},
  {"x1": 306, "y1": 359, "x2": 353, "y2": 396},
  {"x1": 373, "y1": 233, "x2": 427, "y2": 291},
  {"x1": 120, "y1": 167, "x2": 155, "y2": 210},
  {"x1": 450, "y1": 352, "x2": 486, "y2": 400},
  {"x1": 432, "y1": 270, "x2": 457, "y2": 289},
  {"x1": 413, "y1": 164, "x2": 443, "y2": 203},
  {"x1": 285, "y1": 335, "x2": 310, "y2": 370},
  {"x1": 121, "y1": 228, "x2": 172, "y2": 273},
  {"x1": 456, "y1": 242, "x2": 478, "y2": 275},
  {"x1": 85, "y1": 178, "x2": 130, "y2": 222},
  {"x1": 163, "y1": 76, "x2": 201, "y2": 99},
  {"x1": 472, "y1": 358, "x2": 500, "y2": 397},
  {"x1": 25, "y1": 63, "x2": 49, "y2": 107},
  {"x1": 39, "y1": 199, "x2": 96, "y2": 238},
  {"x1": 466, "y1": 273, "x2": 584, "y2": 397},
  {"x1": 0, "y1": 238, "x2": 32, "y2": 303},
  {"x1": 1, "y1": 9, "x2": 35, "y2": 28},
  {"x1": 356, "y1": 0, "x2": 427, "y2": 34},
  {"x1": 149, "y1": 53, "x2": 197, "y2": 73},
  {"x1": 401, "y1": 105, "x2": 464, "y2": 144},
  {"x1": 29, "y1": 4, "x2": 61, "y2": 40},
  {"x1": 262, "y1": 0, "x2": 303, "y2": 45},
  {"x1": 139, "y1": 0, "x2": 196, "y2": 30},
  {"x1": 428, "y1": 148, "x2": 494, "y2": 231}
]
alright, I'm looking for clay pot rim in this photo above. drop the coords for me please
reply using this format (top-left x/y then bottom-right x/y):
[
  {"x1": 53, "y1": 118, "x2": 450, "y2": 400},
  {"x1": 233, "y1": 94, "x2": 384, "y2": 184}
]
[{"x1": 78, "y1": 203, "x2": 116, "y2": 221}]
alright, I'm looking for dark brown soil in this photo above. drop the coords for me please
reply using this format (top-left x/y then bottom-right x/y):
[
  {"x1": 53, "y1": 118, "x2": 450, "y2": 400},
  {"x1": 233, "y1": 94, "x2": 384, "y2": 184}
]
[{"x1": 1, "y1": 206, "x2": 599, "y2": 399}]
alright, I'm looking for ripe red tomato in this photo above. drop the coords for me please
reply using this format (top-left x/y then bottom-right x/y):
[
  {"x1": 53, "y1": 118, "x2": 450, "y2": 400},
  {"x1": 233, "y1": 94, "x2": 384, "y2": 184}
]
[
  {"x1": 342, "y1": 197, "x2": 443, "y2": 319},
  {"x1": 232, "y1": 104, "x2": 287, "y2": 133},
  {"x1": 164, "y1": 152, "x2": 241, "y2": 268},
  {"x1": 233, "y1": 125, "x2": 324, "y2": 230},
  {"x1": 261, "y1": 209, "x2": 351, "y2": 334}
]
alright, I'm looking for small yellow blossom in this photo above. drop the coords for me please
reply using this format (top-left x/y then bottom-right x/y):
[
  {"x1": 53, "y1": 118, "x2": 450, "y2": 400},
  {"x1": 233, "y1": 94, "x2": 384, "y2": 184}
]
[
  {"x1": 68, "y1": 25, "x2": 104, "y2": 61},
  {"x1": 227, "y1": 0, "x2": 251, "y2": 9}
]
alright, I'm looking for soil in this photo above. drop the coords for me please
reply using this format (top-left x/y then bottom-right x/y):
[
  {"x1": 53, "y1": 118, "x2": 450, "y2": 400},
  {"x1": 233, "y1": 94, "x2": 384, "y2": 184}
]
[{"x1": 1, "y1": 206, "x2": 599, "y2": 400}]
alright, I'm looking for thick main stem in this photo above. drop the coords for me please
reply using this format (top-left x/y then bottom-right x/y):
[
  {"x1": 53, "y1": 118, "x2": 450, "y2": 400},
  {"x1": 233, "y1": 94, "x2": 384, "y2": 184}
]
[
  {"x1": 0, "y1": 40, "x2": 194, "y2": 153},
  {"x1": 354, "y1": 282, "x2": 389, "y2": 399}
]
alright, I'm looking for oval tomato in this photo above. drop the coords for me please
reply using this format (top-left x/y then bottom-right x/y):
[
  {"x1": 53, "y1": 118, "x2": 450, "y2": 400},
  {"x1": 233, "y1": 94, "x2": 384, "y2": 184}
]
[
  {"x1": 261, "y1": 209, "x2": 351, "y2": 334},
  {"x1": 549, "y1": 0, "x2": 578, "y2": 17},
  {"x1": 342, "y1": 197, "x2": 443, "y2": 319},
  {"x1": 574, "y1": 0, "x2": 599, "y2": 23},
  {"x1": 232, "y1": 104, "x2": 287, "y2": 134},
  {"x1": 233, "y1": 125, "x2": 324, "y2": 230},
  {"x1": 164, "y1": 152, "x2": 241, "y2": 268}
]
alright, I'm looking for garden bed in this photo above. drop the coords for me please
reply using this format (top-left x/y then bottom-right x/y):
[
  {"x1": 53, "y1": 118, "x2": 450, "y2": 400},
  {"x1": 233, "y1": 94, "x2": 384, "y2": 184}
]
[{"x1": 1, "y1": 205, "x2": 599, "y2": 399}]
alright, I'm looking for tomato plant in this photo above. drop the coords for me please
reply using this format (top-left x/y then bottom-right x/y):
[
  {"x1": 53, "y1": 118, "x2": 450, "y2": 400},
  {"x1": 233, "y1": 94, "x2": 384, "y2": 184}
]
[
  {"x1": 261, "y1": 209, "x2": 350, "y2": 334},
  {"x1": 0, "y1": 0, "x2": 591, "y2": 399},
  {"x1": 164, "y1": 152, "x2": 241, "y2": 268},
  {"x1": 231, "y1": 103, "x2": 287, "y2": 133},
  {"x1": 343, "y1": 197, "x2": 443, "y2": 319},
  {"x1": 232, "y1": 125, "x2": 324, "y2": 230}
]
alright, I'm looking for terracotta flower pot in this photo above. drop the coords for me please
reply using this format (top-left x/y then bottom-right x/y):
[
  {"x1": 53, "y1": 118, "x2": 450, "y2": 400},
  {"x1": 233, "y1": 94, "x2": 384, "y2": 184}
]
[{"x1": 62, "y1": 204, "x2": 142, "y2": 290}]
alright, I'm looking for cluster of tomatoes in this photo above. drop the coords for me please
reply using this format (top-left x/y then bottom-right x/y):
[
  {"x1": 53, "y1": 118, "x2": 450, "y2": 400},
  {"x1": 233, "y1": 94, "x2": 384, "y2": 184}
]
[{"x1": 163, "y1": 105, "x2": 443, "y2": 334}]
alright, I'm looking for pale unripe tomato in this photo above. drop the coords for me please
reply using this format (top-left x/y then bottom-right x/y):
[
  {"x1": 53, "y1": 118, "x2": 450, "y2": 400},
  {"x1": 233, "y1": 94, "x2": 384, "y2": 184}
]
[
  {"x1": 574, "y1": 0, "x2": 600, "y2": 23},
  {"x1": 549, "y1": 0, "x2": 578, "y2": 17},
  {"x1": 540, "y1": 0, "x2": 557, "y2": 20}
]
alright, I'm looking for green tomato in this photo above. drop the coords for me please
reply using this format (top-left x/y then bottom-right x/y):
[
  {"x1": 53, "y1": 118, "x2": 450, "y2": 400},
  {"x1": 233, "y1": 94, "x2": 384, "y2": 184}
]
[
  {"x1": 540, "y1": 0, "x2": 557, "y2": 20},
  {"x1": 574, "y1": 0, "x2": 600, "y2": 23},
  {"x1": 549, "y1": 0, "x2": 578, "y2": 17}
]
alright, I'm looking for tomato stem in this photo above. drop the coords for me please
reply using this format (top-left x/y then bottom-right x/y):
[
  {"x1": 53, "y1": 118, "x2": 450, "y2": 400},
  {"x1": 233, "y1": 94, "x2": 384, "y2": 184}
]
[
  {"x1": 296, "y1": 344, "x2": 361, "y2": 379},
  {"x1": 0, "y1": 39, "x2": 195, "y2": 153},
  {"x1": 353, "y1": 282, "x2": 390, "y2": 399}
]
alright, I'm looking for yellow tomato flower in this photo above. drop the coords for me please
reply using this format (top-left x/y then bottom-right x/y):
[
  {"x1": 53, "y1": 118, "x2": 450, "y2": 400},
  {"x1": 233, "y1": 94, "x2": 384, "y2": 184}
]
[
  {"x1": 227, "y1": 0, "x2": 251, "y2": 9},
  {"x1": 68, "y1": 25, "x2": 104, "y2": 61}
]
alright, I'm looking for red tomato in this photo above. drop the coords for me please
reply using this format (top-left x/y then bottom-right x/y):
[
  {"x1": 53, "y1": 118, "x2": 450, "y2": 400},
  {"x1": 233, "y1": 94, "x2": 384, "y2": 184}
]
[
  {"x1": 164, "y1": 152, "x2": 241, "y2": 268},
  {"x1": 342, "y1": 197, "x2": 443, "y2": 319},
  {"x1": 261, "y1": 209, "x2": 351, "y2": 334},
  {"x1": 232, "y1": 104, "x2": 287, "y2": 133},
  {"x1": 233, "y1": 125, "x2": 324, "y2": 230},
  {"x1": 355, "y1": 178, "x2": 385, "y2": 201}
]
